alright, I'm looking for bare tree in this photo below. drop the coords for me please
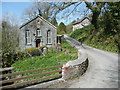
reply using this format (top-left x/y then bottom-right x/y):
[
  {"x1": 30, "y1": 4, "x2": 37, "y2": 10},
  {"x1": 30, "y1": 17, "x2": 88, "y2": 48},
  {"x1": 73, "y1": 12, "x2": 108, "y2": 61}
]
[
  {"x1": 21, "y1": 2, "x2": 80, "y2": 26},
  {"x1": 22, "y1": 2, "x2": 58, "y2": 26},
  {"x1": 22, "y1": 1, "x2": 106, "y2": 29},
  {"x1": 52, "y1": 1, "x2": 106, "y2": 29},
  {"x1": 1, "y1": 13, "x2": 20, "y2": 67},
  {"x1": 2, "y1": 13, "x2": 19, "y2": 53}
]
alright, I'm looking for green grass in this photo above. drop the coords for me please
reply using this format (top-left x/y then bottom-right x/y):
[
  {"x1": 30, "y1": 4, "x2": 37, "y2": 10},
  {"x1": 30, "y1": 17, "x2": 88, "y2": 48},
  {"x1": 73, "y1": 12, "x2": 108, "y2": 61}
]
[
  {"x1": 61, "y1": 39, "x2": 78, "y2": 56},
  {"x1": 12, "y1": 39, "x2": 78, "y2": 81},
  {"x1": 12, "y1": 39, "x2": 78, "y2": 71},
  {"x1": 70, "y1": 25, "x2": 118, "y2": 53}
]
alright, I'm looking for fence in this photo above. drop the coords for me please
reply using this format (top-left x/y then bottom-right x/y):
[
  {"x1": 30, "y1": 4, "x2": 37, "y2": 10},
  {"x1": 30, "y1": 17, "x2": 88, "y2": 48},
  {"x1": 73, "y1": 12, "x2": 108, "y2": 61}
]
[{"x1": 0, "y1": 65, "x2": 62, "y2": 89}]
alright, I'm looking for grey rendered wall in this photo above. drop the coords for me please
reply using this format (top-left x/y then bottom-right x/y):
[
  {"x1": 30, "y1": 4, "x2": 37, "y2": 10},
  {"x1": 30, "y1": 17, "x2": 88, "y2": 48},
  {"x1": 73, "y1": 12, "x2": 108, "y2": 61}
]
[{"x1": 19, "y1": 17, "x2": 57, "y2": 50}]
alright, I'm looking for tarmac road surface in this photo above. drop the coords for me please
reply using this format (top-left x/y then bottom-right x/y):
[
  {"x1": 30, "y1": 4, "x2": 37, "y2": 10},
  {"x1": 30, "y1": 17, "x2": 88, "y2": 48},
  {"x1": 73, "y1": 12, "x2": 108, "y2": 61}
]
[{"x1": 64, "y1": 35, "x2": 119, "y2": 88}]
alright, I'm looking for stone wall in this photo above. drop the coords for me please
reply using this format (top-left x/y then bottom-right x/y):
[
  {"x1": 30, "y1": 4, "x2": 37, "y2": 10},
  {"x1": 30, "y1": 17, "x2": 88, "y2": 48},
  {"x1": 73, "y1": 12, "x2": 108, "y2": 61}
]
[
  {"x1": 19, "y1": 16, "x2": 57, "y2": 50},
  {"x1": 61, "y1": 49, "x2": 89, "y2": 80},
  {"x1": 62, "y1": 58, "x2": 88, "y2": 80}
]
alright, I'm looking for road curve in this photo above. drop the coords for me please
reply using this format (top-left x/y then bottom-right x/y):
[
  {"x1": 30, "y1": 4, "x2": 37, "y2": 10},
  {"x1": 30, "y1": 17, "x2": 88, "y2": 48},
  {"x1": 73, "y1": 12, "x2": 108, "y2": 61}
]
[{"x1": 64, "y1": 35, "x2": 119, "y2": 88}]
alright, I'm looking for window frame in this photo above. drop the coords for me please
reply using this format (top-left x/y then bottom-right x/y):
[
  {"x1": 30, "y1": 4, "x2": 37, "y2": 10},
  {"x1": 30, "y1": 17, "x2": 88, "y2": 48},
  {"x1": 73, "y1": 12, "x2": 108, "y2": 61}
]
[
  {"x1": 36, "y1": 28, "x2": 41, "y2": 36},
  {"x1": 25, "y1": 30, "x2": 31, "y2": 45},
  {"x1": 47, "y1": 30, "x2": 52, "y2": 44}
]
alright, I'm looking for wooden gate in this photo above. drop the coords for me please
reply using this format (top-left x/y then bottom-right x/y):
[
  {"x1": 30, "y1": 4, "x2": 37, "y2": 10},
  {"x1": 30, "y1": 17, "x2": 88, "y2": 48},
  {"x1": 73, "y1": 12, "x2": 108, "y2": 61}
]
[{"x1": 0, "y1": 65, "x2": 62, "y2": 89}]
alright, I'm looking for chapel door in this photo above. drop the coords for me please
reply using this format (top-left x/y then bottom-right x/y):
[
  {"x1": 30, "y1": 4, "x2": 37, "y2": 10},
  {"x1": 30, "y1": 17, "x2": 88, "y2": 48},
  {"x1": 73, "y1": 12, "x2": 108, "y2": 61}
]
[{"x1": 36, "y1": 39, "x2": 41, "y2": 47}]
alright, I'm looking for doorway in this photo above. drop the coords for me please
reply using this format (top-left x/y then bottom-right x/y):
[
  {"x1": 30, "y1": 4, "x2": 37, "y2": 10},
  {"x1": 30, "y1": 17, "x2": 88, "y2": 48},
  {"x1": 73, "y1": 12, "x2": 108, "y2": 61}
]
[{"x1": 36, "y1": 39, "x2": 41, "y2": 47}]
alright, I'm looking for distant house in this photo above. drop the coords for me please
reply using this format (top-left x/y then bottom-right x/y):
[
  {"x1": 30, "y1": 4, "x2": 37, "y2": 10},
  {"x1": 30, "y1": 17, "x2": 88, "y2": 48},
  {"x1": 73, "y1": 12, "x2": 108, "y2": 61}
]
[
  {"x1": 19, "y1": 15, "x2": 57, "y2": 50},
  {"x1": 72, "y1": 16, "x2": 91, "y2": 31}
]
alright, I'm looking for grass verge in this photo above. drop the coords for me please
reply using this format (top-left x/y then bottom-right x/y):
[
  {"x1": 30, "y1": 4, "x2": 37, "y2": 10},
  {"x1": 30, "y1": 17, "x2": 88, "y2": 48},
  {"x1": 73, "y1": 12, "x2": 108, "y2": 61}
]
[
  {"x1": 69, "y1": 25, "x2": 118, "y2": 53},
  {"x1": 11, "y1": 39, "x2": 78, "y2": 81}
]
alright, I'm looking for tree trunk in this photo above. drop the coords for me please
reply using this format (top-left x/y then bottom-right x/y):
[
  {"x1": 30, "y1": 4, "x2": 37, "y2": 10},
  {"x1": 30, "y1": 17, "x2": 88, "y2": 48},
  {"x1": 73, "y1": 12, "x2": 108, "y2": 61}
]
[{"x1": 91, "y1": 11, "x2": 100, "y2": 30}]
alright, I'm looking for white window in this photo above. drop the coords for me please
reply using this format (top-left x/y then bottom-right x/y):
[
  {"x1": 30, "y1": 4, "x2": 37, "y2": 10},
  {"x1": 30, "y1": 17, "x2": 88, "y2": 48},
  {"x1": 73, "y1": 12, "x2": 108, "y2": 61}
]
[
  {"x1": 25, "y1": 30, "x2": 31, "y2": 44},
  {"x1": 47, "y1": 30, "x2": 52, "y2": 44},
  {"x1": 36, "y1": 28, "x2": 41, "y2": 36}
]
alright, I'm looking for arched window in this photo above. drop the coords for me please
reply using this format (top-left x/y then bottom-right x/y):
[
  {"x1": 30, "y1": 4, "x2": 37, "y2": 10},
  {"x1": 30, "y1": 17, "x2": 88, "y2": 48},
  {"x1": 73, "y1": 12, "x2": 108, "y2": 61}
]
[
  {"x1": 25, "y1": 30, "x2": 31, "y2": 44},
  {"x1": 47, "y1": 30, "x2": 52, "y2": 44},
  {"x1": 36, "y1": 28, "x2": 41, "y2": 36}
]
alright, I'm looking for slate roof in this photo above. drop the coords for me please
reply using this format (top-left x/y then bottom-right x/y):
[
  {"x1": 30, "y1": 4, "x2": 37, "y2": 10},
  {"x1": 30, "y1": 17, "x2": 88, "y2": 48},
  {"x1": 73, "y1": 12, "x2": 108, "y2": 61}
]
[
  {"x1": 72, "y1": 16, "x2": 91, "y2": 25},
  {"x1": 20, "y1": 15, "x2": 56, "y2": 29}
]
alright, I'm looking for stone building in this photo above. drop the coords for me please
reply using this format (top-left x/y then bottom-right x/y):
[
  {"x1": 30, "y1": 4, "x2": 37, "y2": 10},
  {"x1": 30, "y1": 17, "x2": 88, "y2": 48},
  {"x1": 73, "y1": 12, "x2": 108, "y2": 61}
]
[
  {"x1": 72, "y1": 16, "x2": 91, "y2": 31},
  {"x1": 19, "y1": 15, "x2": 57, "y2": 50}
]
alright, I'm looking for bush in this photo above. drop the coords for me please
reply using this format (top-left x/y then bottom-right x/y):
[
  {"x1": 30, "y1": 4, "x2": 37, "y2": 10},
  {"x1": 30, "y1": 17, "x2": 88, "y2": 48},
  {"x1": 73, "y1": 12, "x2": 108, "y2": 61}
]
[
  {"x1": 2, "y1": 51, "x2": 29, "y2": 68},
  {"x1": 70, "y1": 25, "x2": 90, "y2": 40},
  {"x1": 24, "y1": 47, "x2": 36, "y2": 54},
  {"x1": 31, "y1": 49, "x2": 43, "y2": 56},
  {"x1": 38, "y1": 46, "x2": 47, "y2": 52},
  {"x1": 14, "y1": 52, "x2": 31, "y2": 60},
  {"x1": 2, "y1": 52, "x2": 15, "y2": 67},
  {"x1": 24, "y1": 47, "x2": 44, "y2": 56},
  {"x1": 78, "y1": 37, "x2": 87, "y2": 43},
  {"x1": 70, "y1": 24, "x2": 118, "y2": 53}
]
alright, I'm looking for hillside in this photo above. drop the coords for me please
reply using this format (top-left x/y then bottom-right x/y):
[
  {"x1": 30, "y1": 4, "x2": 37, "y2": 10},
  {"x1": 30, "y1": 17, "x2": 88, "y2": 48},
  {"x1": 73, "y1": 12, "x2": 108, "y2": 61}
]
[{"x1": 69, "y1": 25, "x2": 118, "y2": 53}]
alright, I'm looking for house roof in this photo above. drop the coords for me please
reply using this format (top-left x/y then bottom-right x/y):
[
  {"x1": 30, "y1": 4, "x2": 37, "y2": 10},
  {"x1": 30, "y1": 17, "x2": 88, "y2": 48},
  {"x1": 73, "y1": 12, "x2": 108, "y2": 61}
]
[
  {"x1": 20, "y1": 15, "x2": 57, "y2": 29},
  {"x1": 72, "y1": 16, "x2": 91, "y2": 25}
]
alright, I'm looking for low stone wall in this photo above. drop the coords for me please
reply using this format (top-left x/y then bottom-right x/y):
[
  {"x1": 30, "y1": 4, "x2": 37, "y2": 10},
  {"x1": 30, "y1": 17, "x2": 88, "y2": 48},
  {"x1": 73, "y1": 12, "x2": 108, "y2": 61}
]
[
  {"x1": 62, "y1": 58, "x2": 89, "y2": 80},
  {"x1": 61, "y1": 50, "x2": 89, "y2": 80}
]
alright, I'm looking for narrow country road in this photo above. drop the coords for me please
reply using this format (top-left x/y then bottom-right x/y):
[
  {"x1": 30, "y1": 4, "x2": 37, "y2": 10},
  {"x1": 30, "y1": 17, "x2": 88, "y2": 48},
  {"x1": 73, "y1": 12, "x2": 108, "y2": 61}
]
[{"x1": 63, "y1": 35, "x2": 119, "y2": 88}]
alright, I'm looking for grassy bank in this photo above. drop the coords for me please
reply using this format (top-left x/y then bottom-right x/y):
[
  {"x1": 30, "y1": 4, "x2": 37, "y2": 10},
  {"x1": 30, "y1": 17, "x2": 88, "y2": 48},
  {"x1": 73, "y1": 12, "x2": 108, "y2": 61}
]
[
  {"x1": 12, "y1": 39, "x2": 78, "y2": 80},
  {"x1": 70, "y1": 25, "x2": 118, "y2": 53}
]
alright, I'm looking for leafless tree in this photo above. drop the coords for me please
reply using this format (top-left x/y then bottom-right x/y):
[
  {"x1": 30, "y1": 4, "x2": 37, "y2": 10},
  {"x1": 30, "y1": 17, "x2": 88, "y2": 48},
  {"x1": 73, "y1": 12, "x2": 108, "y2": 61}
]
[
  {"x1": 52, "y1": 1, "x2": 106, "y2": 29},
  {"x1": 2, "y1": 13, "x2": 19, "y2": 53},
  {"x1": 22, "y1": 2, "x2": 58, "y2": 25},
  {"x1": 22, "y1": 1, "x2": 106, "y2": 28},
  {"x1": 21, "y1": 2, "x2": 82, "y2": 25}
]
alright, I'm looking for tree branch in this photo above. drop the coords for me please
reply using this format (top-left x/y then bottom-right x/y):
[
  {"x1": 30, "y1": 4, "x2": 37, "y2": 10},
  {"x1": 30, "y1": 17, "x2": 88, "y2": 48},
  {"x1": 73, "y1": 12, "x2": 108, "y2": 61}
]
[
  {"x1": 83, "y1": 0, "x2": 95, "y2": 10},
  {"x1": 66, "y1": 2, "x2": 82, "y2": 17}
]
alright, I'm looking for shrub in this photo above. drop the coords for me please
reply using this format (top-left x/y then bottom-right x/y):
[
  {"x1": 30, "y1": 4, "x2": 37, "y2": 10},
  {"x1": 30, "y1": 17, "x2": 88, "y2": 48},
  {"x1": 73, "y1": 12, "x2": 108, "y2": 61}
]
[
  {"x1": 31, "y1": 49, "x2": 43, "y2": 56},
  {"x1": 70, "y1": 24, "x2": 118, "y2": 53},
  {"x1": 78, "y1": 37, "x2": 87, "y2": 43},
  {"x1": 2, "y1": 52, "x2": 15, "y2": 67},
  {"x1": 38, "y1": 46, "x2": 47, "y2": 52},
  {"x1": 24, "y1": 47, "x2": 36, "y2": 54},
  {"x1": 2, "y1": 51, "x2": 29, "y2": 68},
  {"x1": 24, "y1": 47, "x2": 44, "y2": 56},
  {"x1": 70, "y1": 25, "x2": 90, "y2": 40},
  {"x1": 14, "y1": 52, "x2": 31, "y2": 60}
]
